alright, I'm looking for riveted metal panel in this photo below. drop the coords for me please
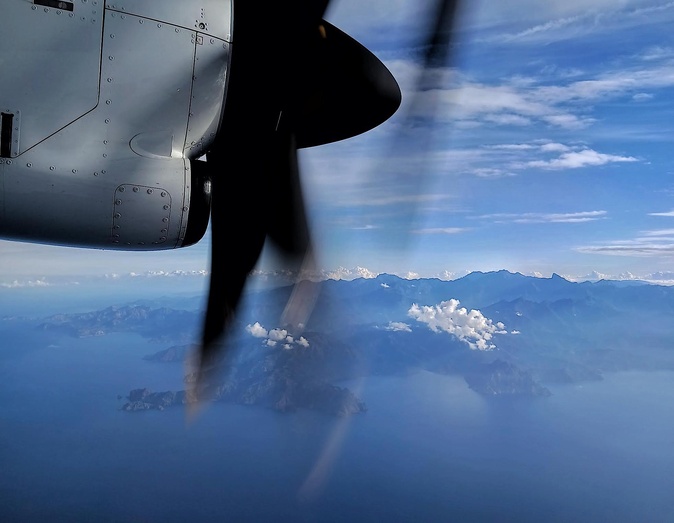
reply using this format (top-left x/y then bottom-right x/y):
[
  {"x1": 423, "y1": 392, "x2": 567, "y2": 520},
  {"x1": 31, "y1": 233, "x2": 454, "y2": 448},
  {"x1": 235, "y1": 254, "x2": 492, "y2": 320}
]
[
  {"x1": 0, "y1": 154, "x2": 189, "y2": 250},
  {"x1": 105, "y1": 0, "x2": 232, "y2": 42},
  {"x1": 102, "y1": 12, "x2": 195, "y2": 159},
  {"x1": 0, "y1": 0, "x2": 103, "y2": 155},
  {"x1": 111, "y1": 184, "x2": 172, "y2": 246},
  {"x1": 185, "y1": 36, "x2": 230, "y2": 158},
  {"x1": 0, "y1": 5, "x2": 213, "y2": 250}
]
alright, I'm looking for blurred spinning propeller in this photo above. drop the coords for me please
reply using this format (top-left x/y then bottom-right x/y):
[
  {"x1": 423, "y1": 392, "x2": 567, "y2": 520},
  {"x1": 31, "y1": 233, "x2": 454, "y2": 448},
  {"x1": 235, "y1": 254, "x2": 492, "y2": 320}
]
[{"x1": 194, "y1": 0, "x2": 460, "y2": 394}]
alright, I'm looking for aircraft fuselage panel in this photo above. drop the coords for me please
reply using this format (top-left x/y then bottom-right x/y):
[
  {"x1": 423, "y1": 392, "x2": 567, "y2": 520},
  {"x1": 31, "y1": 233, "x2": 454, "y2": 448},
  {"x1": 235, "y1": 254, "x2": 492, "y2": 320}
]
[{"x1": 0, "y1": 0, "x2": 231, "y2": 250}]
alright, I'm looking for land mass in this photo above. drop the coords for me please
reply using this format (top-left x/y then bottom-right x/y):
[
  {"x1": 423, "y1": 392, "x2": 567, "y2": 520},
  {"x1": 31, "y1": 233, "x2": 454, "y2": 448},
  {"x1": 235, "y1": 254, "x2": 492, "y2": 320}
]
[{"x1": 36, "y1": 270, "x2": 674, "y2": 416}]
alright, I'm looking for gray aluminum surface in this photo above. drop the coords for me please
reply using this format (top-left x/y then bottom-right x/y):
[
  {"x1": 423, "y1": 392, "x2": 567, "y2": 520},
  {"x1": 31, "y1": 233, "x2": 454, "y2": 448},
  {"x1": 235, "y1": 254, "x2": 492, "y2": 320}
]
[
  {"x1": 105, "y1": 0, "x2": 232, "y2": 41},
  {"x1": 0, "y1": 0, "x2": 232, "y2": 250}
]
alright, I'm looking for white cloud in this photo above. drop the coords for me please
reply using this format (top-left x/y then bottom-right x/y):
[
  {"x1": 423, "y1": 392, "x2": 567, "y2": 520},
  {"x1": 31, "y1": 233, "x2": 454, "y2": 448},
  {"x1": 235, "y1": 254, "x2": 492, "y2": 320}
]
[
  {"x1": 576, "y1": 222, "x2": 674, "y2": 258},
  {"x1": 0, "y1": 278, "x2": 51, "y2": 288},
  {"x1": 505, "y1": 14, "x2": 583, "y2": 41},
  {"x1": 469, "y1": 142, "x2": 637, "y2": 178},
  {"x1": 324, "y1": 266, "x2": 379, "y2": 280},
  {"x1": 268, "y1": 328, "x2": 289, "y2": 342},
  {"x1": 486, "y1": 143, "x2": 537, "y2": 151},
  {"x1": 128, "y1": 270, "x2": 208, "y2": 278},
  {"x1": 484, "y1": 114, "x2": 533, "y2": 126},
  {"x1": 639, "y1": 46, "x2": 674, "y2": 61},
  {"x1": 408, "y1": 299, "x2": 505, "y2": 350},
  {"x1": 435, "y1": 270, "x2": 470, "y2": 281},
  {"x1": 395, "y1": 46, "x2": 674, "y2": 141},
  {"x1": 380, "y1": 283, "x2": 390, "y2": 288},
  {"x1": 485, "y1": 2, "x2": 674, "y2": 44},
  {"x1": 435, "y1": 82, "x2": 587, "y2": 129},
  {"x1": 477, "y1": 210, "x2": 607, "y2": 224},
  {"x1": 343, "y1": 193, "x2": 455, "y2": 208},
  {"x1": 642, "y1": 228, "x2": 674, "y2": 236},
  {"x1": 632, "y1": 92, "x2": 654, "y2": 101},
  {"x1": 576, "y1": 239, "x2": 674, "y2": 257},
  {"x1": 246, "y1": 322, "x2": 311, "y2": 349},
  {"x1": 472, "y1": 167, "x2": 513, "y2": 178},
  {"x1": 542, "y1": 113, "x2": 591, "y2": 129},
  {"x1": 246, "y1": 322, "x2": 268, "y2": 338},
  {"x1": 539, "y1": 142, "x2": 571, "y2": 152},
  {"x1": 411, "y1": 227, "x2": 468, "y2": 234},
  {"x1": 524, "y1": 148, "x2": 637, "y2": 170},
  {"x1": 385, "y1": 321, "x2": 412, "y2": 332},
  {"x1": 565, "y1": 270, "x2": 674, "y2": 285},
  {"x1": 649, "y1": 210, "x2": 674, "y2": 217}
]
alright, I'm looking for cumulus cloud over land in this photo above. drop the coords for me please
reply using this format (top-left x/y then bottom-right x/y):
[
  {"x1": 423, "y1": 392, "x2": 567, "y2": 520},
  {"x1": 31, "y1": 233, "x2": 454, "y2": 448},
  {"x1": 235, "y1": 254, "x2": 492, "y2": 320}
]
[
  {"x1": 246, "y1": 323, "x2": 310, "y2": 349},
  {"x1": 408, "y1": 299, "x2": 506, "y2": 350},
  {"x1": 246, "y1": 322, "x2": 268, "y2": 338}
]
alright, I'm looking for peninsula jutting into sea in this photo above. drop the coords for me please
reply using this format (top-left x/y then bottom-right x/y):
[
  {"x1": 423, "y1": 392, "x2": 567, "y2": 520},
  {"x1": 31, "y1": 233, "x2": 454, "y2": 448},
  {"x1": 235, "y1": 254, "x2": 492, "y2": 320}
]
[{"x1": 34, "y1": 271, "x2": 674, "y2": 416}]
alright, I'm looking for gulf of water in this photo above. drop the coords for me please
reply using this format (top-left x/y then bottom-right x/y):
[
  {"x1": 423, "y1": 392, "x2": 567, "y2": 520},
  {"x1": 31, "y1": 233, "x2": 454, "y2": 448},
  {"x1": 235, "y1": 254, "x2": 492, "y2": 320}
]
[{"x1": 1, "y1": 331, "x2": 673, "y2": 522}]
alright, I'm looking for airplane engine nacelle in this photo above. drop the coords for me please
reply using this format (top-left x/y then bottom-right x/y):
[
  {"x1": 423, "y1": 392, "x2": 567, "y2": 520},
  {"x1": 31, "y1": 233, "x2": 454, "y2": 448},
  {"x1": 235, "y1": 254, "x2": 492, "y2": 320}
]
[{"x1": 0, "y1": 0, "x2": 232, "y2": 250}]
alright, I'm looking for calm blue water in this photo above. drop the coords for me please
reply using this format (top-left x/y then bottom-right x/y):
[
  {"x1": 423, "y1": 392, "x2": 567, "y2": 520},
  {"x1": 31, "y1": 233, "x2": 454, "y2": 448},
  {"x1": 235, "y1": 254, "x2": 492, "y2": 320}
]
[{"x1": 1, "y1": 332, "x2": 673, "y2": 522}]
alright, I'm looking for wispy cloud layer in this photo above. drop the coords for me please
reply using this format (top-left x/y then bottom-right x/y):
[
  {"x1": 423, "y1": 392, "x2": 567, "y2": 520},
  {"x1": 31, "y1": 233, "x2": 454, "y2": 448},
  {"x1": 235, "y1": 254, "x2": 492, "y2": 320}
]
[
  {"x1": 576, "y1": 225, "x2": 674, "y2": 257},
  {"x1": 412, "y1": 227, "x2": 469, "y2": 234},
  {"x1": 486, "y1": 1, "x2": 674, "y2": 43},
  {"x1": 385, "y1": 321, "x2": 412, "y2": 332},
  {"x1": 522, "y1": 149, "x2": 637, "y2": 170},
  {"x1": 477, "y1": 211, "x2": 608, "y2": 224},
  {"x1": 0, "y1": 278, "x2": 52, "y2": 289}
]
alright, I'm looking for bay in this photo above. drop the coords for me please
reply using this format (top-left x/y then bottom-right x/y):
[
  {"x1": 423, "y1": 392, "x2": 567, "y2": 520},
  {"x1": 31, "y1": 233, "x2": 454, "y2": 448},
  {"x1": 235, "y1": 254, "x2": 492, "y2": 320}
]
[{"x1": 1, "y1": 333, "x2": 673, "y2": 522}]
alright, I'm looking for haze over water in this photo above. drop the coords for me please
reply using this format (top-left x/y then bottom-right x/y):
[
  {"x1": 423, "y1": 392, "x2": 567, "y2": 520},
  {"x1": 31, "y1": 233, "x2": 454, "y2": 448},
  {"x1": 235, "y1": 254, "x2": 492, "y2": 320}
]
[{"x1": 2, "y1": 326, "x2": 673, "y2": 522}]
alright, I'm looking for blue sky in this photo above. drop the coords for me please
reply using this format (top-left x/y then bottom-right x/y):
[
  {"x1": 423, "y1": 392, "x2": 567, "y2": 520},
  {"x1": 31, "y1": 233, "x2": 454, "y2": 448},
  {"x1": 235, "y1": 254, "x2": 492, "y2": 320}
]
[
  {"x1": 304, "y1": 0, "x2": 674, "y2": 280},
  {"x1": 4, "y1": 0, "x2": 674, "y2": 285}
]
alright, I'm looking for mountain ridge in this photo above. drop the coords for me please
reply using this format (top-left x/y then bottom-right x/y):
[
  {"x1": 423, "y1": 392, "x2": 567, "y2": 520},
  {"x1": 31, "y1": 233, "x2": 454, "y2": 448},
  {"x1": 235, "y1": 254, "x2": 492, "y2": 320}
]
[{"x1": 34, "y1": 270, "x2": 674, "y2": 415}]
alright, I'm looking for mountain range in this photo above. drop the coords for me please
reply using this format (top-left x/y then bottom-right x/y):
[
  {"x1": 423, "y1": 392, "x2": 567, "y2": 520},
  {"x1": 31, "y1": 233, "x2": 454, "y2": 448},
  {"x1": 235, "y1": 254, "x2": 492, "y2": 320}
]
[{"x1": 33, "y1": 270, "x2": 674, "y2": 415}]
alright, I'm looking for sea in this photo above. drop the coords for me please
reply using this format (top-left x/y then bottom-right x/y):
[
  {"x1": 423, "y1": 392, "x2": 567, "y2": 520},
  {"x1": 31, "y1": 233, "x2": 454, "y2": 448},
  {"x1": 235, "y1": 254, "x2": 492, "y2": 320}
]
[{"x1": 1, "y1": 293, "x2": 674, "y2": 522}]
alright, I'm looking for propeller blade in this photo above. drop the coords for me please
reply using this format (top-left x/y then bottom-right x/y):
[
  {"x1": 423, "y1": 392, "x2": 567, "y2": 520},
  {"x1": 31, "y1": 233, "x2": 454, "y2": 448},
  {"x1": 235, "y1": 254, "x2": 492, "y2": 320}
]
[
  {"x1": 266, "y1": 130, "x2": 310, "y2": 259},
  {"x1": 266, "y1": 128, "x2": 321, "y2": 332},
  {"x1": 193, "y1": 0, "x2": 332, "y2": 396},
  {"x1": 192, "y1": 0, "x2": 413, "y2": 399},
  {"x1": 424, "y1": 0, "x2": 461, "y2": 69},
  {"x1": 358, "y1": 0, "x2": 462, "y2": 251}
]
